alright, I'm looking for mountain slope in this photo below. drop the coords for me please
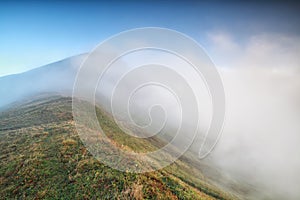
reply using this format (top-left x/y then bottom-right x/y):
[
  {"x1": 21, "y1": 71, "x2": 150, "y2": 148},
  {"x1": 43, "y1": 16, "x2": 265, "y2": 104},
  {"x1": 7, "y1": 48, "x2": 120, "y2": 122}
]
[
  {"x1": 0, "y1": 54, "x2": 86, "y2": 108},
  {"x1": 0, "y1": 95, "x2": 236, "y2": 200}
]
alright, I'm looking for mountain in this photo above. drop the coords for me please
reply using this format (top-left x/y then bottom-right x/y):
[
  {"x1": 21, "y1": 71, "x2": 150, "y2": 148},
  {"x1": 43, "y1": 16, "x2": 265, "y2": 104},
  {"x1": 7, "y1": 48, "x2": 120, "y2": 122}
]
[
  {"x1": 0, "y1": 55, "x2": 258, "y2": 199},
  {"x1": 0, "y1": 95, "x2": 236, "y2": 199},
  {"x1": 0, "y1": 54, "x2": 87, "y2": 108}
]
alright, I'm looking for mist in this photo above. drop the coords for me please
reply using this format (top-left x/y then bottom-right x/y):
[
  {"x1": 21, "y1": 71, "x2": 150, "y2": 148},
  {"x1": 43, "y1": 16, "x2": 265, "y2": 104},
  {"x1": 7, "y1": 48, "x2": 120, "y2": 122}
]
[
  {"x1": 206, "y1": 32, "x2": 300, "y2": 199},
  {"x1": 87, "y1": 32, "x2": 300, "y2": 199}
]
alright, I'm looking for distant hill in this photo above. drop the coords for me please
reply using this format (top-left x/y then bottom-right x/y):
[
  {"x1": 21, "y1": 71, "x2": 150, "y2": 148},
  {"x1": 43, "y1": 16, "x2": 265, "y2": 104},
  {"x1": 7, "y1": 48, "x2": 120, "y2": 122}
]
[
  {"x1": 0, "y1": 54, "x2": 86, "y2": 108},
  {"x1": 0, "y1": 95, "x2": 236, "y2": 199}
]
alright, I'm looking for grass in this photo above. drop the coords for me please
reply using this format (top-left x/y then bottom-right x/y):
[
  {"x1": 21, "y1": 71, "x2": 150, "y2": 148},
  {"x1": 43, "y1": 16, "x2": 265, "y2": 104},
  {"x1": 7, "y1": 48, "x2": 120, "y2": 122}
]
[{"x1": 0, "y1": 95, "x2": 237, "y2": 199}]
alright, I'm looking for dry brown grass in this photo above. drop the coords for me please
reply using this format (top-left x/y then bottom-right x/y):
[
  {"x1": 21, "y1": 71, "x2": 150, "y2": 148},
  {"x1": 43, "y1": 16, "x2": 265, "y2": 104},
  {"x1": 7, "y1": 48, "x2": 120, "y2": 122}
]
[
  {"x1": 62, "y1": 138, "x2": 77, "y2": 146},
  {"x1": 131, "y1": 183, "x2": 144, "y2": 200}
]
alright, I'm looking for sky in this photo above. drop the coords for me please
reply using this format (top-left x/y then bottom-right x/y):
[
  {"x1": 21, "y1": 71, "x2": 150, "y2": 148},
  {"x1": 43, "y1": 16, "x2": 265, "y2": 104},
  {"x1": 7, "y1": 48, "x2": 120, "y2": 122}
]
[{"x1": 0, "y1": 1, "x2": 300, "y2": 77}]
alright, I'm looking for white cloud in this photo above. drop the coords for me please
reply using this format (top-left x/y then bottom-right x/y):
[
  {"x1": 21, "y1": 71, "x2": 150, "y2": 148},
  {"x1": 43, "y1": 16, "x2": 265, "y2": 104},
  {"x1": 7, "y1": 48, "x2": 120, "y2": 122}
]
[{"x1": 206, "y1": 31, "x2": 300, "y2": 199}]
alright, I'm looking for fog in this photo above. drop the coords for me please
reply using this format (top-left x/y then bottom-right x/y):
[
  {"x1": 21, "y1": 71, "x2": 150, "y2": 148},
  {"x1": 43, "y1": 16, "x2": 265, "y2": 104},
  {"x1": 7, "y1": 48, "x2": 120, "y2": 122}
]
[
  {"x1": 207, "y1": 32, "x2": 300, "y2": 199},
  {"x1": 0, "y1": 32, "x2": 299, "y2": 199}
]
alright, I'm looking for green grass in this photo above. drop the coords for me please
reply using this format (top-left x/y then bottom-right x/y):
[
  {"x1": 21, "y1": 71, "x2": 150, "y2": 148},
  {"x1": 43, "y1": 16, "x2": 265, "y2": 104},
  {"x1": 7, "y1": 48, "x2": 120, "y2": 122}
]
[{"x1": 0, "y1": 95, "x2": 237, "y2": 200}]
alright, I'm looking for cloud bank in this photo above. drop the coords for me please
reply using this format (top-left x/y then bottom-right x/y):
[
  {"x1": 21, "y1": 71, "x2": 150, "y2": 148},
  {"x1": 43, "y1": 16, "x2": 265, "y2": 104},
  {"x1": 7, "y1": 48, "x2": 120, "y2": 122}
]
[{"x1": 206, "y1": 31, "x2": 300, "y2": 199}]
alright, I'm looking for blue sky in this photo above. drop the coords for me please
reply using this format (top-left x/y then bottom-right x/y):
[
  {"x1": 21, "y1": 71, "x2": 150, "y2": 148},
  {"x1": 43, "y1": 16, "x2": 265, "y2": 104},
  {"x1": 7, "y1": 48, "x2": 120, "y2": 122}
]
[{"x1": 0, "y1": 1, "x2": 299, "y2": 76}]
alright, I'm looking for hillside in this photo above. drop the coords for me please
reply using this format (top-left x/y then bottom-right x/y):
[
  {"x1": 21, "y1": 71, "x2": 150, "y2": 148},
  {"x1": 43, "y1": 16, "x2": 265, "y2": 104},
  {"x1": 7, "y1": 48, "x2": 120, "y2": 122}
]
[
  {"x1": 0, "y1": 95, "x2": 236, "y2": 199},
  {"x1": 0, "y1": 54, "x2": 86, "y2": 108}
]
